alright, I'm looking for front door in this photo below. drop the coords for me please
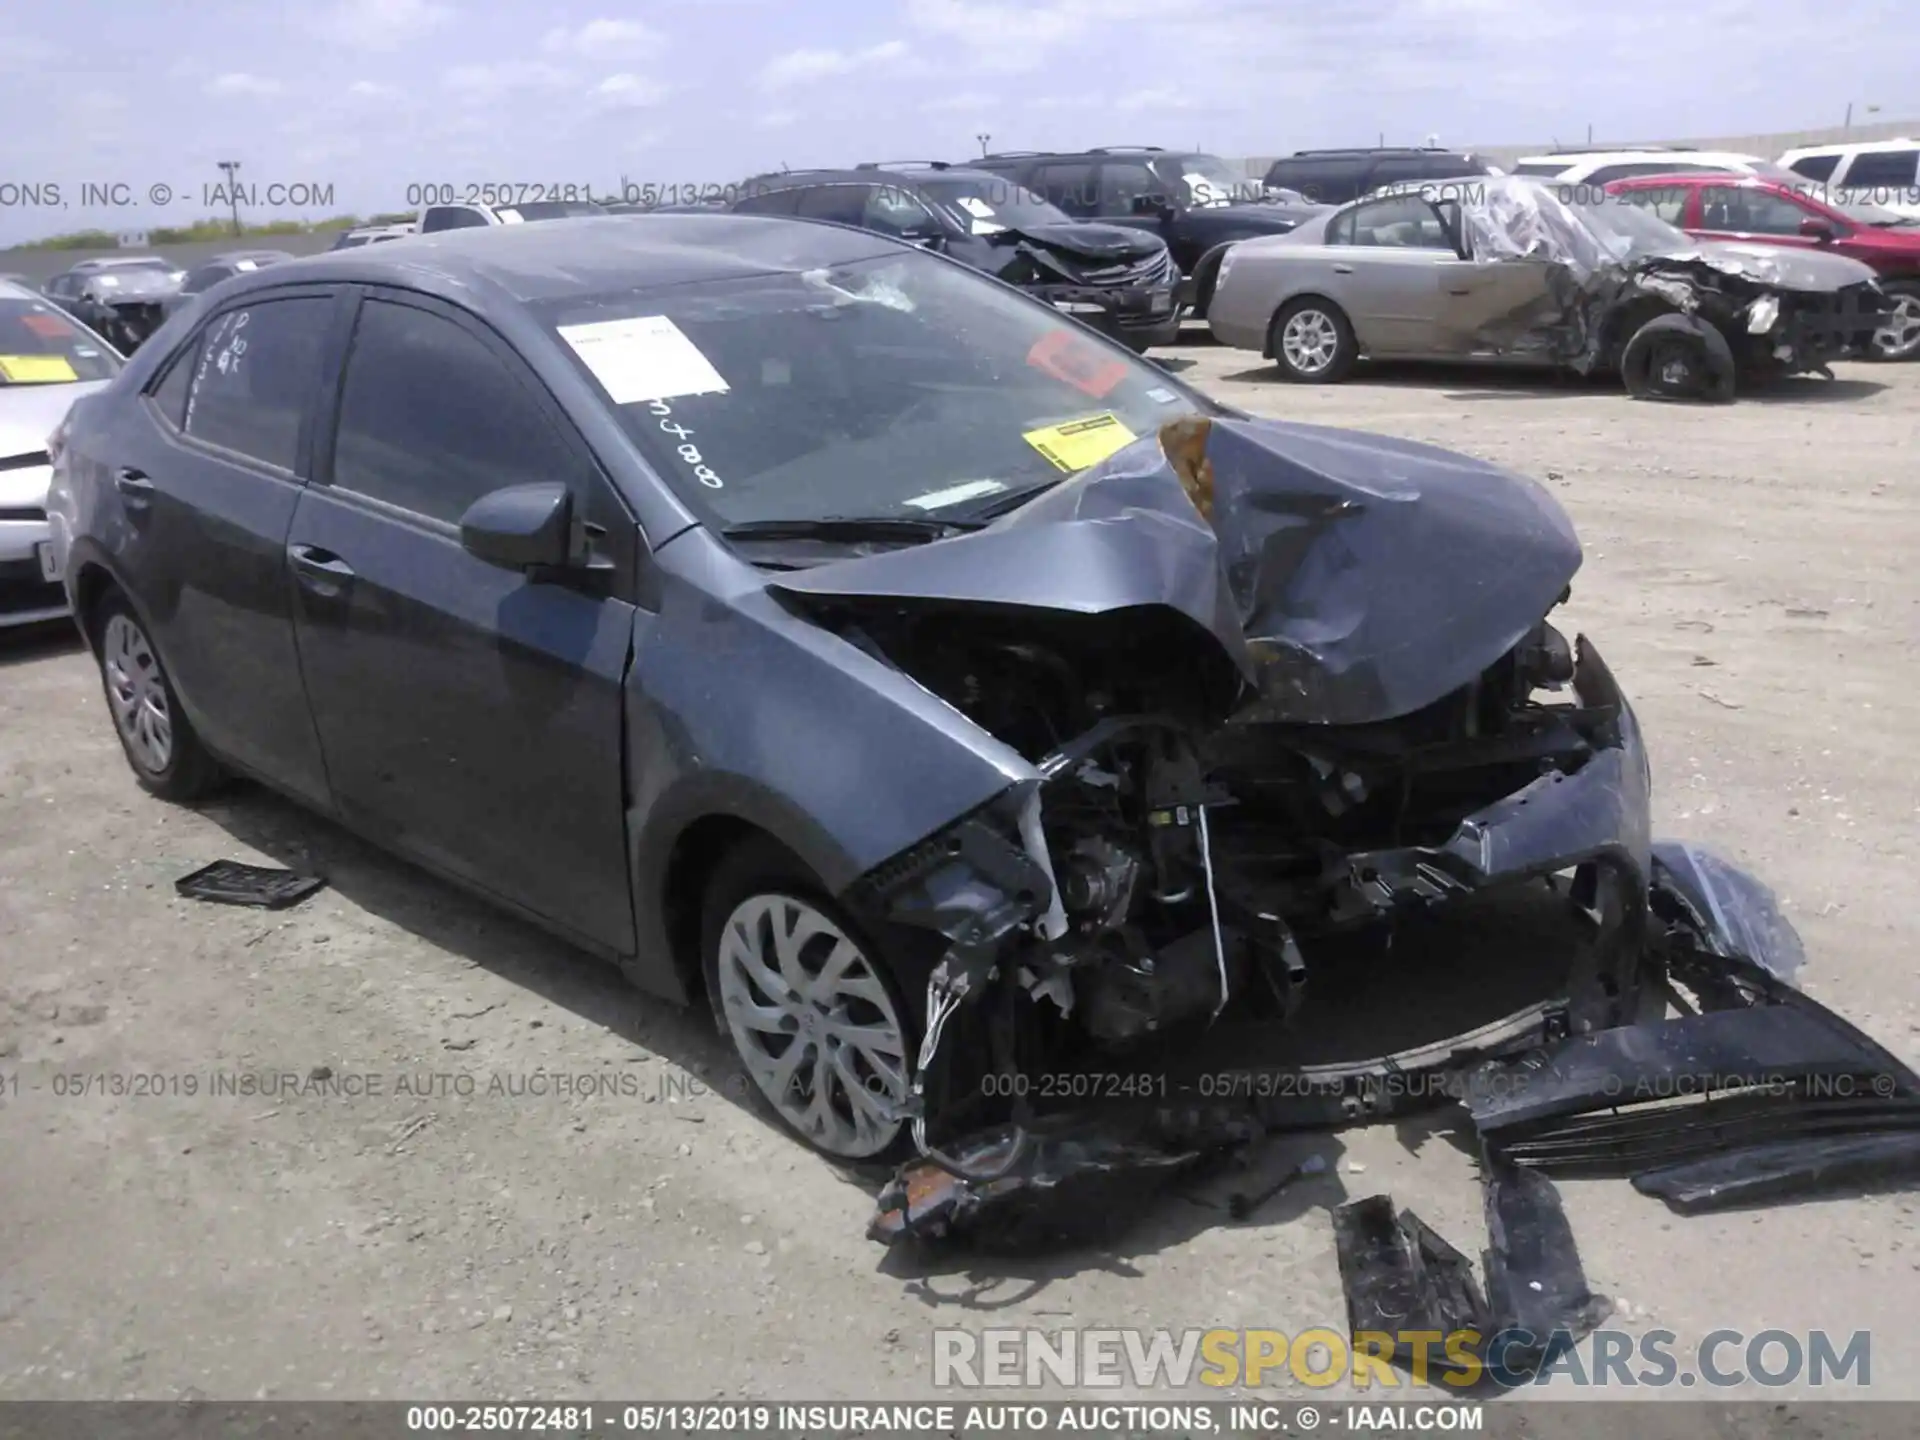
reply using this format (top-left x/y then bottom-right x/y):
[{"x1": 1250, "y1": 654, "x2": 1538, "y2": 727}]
[{"x1": 286, "y1": 290, "x2": 638, "y2": 952}]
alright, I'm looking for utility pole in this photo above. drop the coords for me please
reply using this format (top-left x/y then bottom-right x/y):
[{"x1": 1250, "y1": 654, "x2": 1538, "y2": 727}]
[
  {"x1": 977, "y1": 133, "x2": 991, "y2": 156},
  {"x1": 217, "y1": 160, "x2": 242, "y2": 236}
]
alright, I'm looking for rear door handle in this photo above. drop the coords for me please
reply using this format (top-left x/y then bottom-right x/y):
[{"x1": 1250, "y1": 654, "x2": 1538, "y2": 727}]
[
  {"x1": 1446, "y1": 288, "x2": 1472, "y2": 295},
  {"x1": 288, "y1": 543, "x2": 355, "y2": 594},
  {"x1": 114, "y1": 467, "x2": 154, "y2": 498},
  {"x1": 1332, "y1": 263, "x2": 1354, "y2": 274}
]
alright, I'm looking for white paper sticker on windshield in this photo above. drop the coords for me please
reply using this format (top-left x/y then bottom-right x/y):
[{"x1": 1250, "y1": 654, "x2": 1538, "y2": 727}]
[
  {"x1": 559, "y1": 315, "x2": 730, "y2": 405},
  {"x1": 958, "y1": 196, "x2": 995, "y2": 218},
  {"x1": 496, "y1": 208, "x2": 525, "y2": 224},
  {"x1": 1146, "y1": 386, "x2": 1179, "y2": 404},
  {"x1": 96, "y1": 274, "x2": 120, "y2": 288},
  {"x1": 234, "y1": 259, "x2": 258, "y2": 271},
  {"x1": 906, "y1": 479, "x2": 1006, "y2": 511},
  {"x1": 969, "y1": 219, "x2": 1007, "y2": 235}
]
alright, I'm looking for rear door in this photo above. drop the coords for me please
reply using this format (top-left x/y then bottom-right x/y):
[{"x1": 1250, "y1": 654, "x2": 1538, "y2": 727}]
[
  {"x1": 792, "y1": 185, "x2": 870, "y2": 227},
  {"x1": 1029, "y1": 161, "x2": 1099, "y2": 219},
  {"x1": 285, "y1": 289, "x2": 639, "y2": 951},
  {"x1": 107, "y1": 289, "x2": 341, "y2": 805}
]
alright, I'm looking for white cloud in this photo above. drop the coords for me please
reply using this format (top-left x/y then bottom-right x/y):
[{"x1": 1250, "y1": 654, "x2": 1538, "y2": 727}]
[
  {"x1": 544, "y1": 19, "x2": 664, "y2": 55},
  {"x1": 442, "y1": 61, "x2": 570, "y2": 96},
  {"x1": 754, "y1": 110, "x2": 800, "y2": 130},
  {"x1": 757, "y1": 40, "x2": 910, "y2": 91},
  {"x1": 311, "y1": 0, "x2": 454, "y2": 51},
  {"x1": 205, "y1": 72, "x2": 284, "y2": 98},
  {"x1": 1114, "y1": 87, "x2": 1206, "y2": 112},
  {"x1": 0, "y1": 32, "x2": 55, "y2": 72},
  {"x1": 592, "y1": 73, "x2": 669, "y2": 107},
  {"x1": 347, "y1": 80, "x2": 398, "y2": 98}
]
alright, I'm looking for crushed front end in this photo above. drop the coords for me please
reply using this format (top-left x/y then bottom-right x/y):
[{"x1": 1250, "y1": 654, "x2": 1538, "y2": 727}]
[
  {"x1": 779, "y1": 415, "x2": 1916, "y2": 1249},
  {"x1": 994, "y1": 237, "x2": 1183, "y2": 351}
]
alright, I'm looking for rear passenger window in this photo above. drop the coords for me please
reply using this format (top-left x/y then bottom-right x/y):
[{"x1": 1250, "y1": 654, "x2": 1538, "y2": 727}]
[
  {"x1": 1788, "y1": 154, "x2": 1841, "y2": 181},
  {"x1": 1840, "y1": 150, "x2": 1919, "y2": 189},
  {"x1": 733, "y1": 186, "x2": 800, "y2": 216},
  {"x1": 183, "y1": 297, "x2": 332, "y2": 472},
  {"x1": 329, "y1": 299, "x2": 579, "y2": 526}
]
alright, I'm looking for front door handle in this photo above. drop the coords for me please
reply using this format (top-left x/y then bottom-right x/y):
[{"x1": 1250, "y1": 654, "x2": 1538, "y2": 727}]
[
  {"x1": 288, "y1": 543, "x2": 355, "y2": 597},
  {"x1": 1446, "y1": 287, "x2": 1472, "y2": 295},
  {"x1": 1332, "y1": 263, "x2": 1354, "y2": 274},
  {"x1": 114, "y1": 467, "x2": 154, "y2": 499}
]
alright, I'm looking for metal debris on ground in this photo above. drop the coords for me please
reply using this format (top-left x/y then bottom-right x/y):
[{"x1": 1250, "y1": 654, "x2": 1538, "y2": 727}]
[{"x1": 174, "y1": 860, "x2": 327, "y2": 910}]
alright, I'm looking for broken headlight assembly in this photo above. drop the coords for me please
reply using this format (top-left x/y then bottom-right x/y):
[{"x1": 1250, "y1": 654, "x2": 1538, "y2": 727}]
[{"x1": 1746, "y1": 293, "x2": 1781, "y2": 334}]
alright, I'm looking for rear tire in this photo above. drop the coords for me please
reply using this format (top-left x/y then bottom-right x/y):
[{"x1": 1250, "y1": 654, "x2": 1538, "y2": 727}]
[
  {"x1": 700, "y1": 837, "x2": 923, "y2": 1163},
  {"x1": 1268, "y1": 298, "x2": 1357, "y2": 383},
  {"x1": 90, "y1": 593, "x2": 223, "y2": 802}
]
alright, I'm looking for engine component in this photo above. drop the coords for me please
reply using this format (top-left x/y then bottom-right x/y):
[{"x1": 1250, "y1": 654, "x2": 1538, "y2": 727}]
[
  {"x1": 1078, "y1": 926, "x2": 1237, "y2": 1045},
  {"x1": 1058, "y1": 836, "x2": 1140, "y2": 931}
]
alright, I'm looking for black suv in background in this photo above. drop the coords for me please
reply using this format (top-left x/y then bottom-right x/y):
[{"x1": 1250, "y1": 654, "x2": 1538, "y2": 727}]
[
  {"x1": 723, "y1": 163, "x2": 1182, "y2": 351},
  {"x1": 968, "y1": 147, "x2": 1324, "y2": 319},
  {"x1": 1262, "y1": 147, "x2": 1499, "y2": 206}
]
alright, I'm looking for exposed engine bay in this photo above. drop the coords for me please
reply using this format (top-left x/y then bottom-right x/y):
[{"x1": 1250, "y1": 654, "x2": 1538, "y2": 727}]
[{"x1": 761, "y1": 413, "x2": 1918, "y2": 1271}]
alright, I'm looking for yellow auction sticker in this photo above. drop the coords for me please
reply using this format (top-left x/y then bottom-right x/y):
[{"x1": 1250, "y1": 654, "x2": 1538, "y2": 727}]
[
  {"x1": 1022, "y1": 412, "x2": 1137, "y2": 473},
  {"x1": 0, "y1": 354, "x2": 78, "y2": 383}
]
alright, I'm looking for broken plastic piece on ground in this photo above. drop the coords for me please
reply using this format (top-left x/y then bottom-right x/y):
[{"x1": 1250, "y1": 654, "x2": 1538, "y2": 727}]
[
  {"x1": 1632, "y1": 1130, "x2": 1920, "y2": 1214},
  {"x1": 175, "y1": 860, "x2": 327, "y2": 910},
  {"x1": 1332, "y1": 1195, "x2": 1490, "y2": 1368},
  {"x1": 1480, "y1": 1162, "x2": 1612, "y2": 1359},
  {"x1": 869, "y1": 1109, "x2": 1259, "y2": 1251}
]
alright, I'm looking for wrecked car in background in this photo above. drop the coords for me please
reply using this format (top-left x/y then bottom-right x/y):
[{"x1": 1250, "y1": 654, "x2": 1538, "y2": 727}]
[
  {"x1": 1206, "y1": 174, "x2": 1889, "y2": 399},
  {"x1": 41, "y1": 256, "x2": 184, "y2": 355},
  {"x1": 719, "y1": 163, "x2": 1181, "y2": 352}
]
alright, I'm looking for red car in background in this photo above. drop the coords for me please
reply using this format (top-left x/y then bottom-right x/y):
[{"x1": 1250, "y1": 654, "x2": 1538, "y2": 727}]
[{"x1": 1606, "y1": 173, "x2": 1920, "y2": 360}]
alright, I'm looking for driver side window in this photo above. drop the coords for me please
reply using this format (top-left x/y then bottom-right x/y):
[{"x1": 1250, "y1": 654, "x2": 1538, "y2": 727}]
[{"x1": 1341, "y1": 195, "x2": 1456, "y2": 249}]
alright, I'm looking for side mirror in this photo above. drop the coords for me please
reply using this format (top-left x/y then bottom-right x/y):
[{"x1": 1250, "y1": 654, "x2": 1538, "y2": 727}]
[
  {"x1": 459, "y1": 482, "x2": 578, "y2": 574},
  {"x1": 1799, "y1": 216, "x2": 1837, "y2": 242}
]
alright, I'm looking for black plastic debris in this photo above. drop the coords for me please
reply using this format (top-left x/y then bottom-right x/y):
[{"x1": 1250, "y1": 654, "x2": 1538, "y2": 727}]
[
  {"x1": 1480, "y1": 1163, "x2": 1612, "y2": 1355},
  {"x1": 1332, "y1": 1196, "x2": 1490, "y2": 1361},
  {"x1": 1465, "y1": 959, "x2": 1920, "y2": 1211},
  {"x1": 175, "y1": 860, "x2": 326, "y2": 911},
  {"x1": 1632, "y1": 1131, "x2": 1920, "y2": 1214}
]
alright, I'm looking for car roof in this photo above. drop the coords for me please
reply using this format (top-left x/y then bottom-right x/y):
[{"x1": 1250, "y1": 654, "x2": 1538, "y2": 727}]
[
  {"x1": 212, "y1": 213, "x2": 906, "y2": 306},
  {"x1": 1517, "y1": 149, "x2": 1761, "y2": 165},
  {"x1": 1781, "y1": 137, "x2": 1917, "y2": 158},
  {"x1": 751, "y1": 165, "x2": 1008, "y2": 187},
  {"x1": 69, "y1": 256, "x2": 171, "y2": 270}
]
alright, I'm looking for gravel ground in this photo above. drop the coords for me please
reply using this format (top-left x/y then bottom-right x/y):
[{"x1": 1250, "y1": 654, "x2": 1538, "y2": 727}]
[{"x1": 3, "y1": 343, "x2": 1916, "y2": 1417}]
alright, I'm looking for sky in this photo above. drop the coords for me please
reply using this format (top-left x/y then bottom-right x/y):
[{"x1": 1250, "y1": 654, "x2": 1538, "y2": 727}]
[{"x1": 0, "y1": 0, "x2": 1914, "y2": 243}]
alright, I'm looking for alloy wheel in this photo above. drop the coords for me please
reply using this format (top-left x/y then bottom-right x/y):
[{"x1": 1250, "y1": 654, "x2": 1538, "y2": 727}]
[
  {"x1": 1282, "y1": 309, "x2": 1339, "y2": 374},
  {"x1": 715, "y1": 893, "x2": 910, "y2": 1159},
  {"x1": 102, "y1": 613, "x2": 173, "y2": 774},
  {"x1": 1871, "y1": 294, "x2": 1920, "y2": 360}
]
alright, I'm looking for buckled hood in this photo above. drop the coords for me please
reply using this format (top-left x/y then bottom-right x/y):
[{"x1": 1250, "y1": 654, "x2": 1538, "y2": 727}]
[{"x1": 770, "y1": 416, "x2": 1582, "y2": 726}]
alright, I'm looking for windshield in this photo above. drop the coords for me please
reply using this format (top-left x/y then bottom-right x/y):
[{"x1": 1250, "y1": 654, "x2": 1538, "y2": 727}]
[
  {"x1": 918, "y1": 178, "x2": 1070, "y2": 234},
  {"x1": 1174, "y1": 154, "x2": 1262, "y2": 207},
  {"x1": 82, "y1": 266, "x2": 178, "y2": 296},
  {"x1": 1564, "y1": 197, "x2": 1690, "y2": 255},
  {"x1": 0, "y1": 296, "x2": 122, "y2": 384},
  {"x1": 535, "y1": 251, "x2": 1211, "y2": 530}
]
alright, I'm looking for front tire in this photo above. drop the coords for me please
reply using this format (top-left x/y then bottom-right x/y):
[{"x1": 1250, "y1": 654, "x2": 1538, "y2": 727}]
[
  {"x1": 1867, "y1": 280, "x2": 1920, "y2": 361},
  {"x1": 1268, "y1": 298, "x2": 1357, "y2": 382},
  {"x1": 700, "y1": 838, "x2": 919, "y2": 1162},
  {"x1": 92, "y1": 594, "x2": 223, "y2": 802}
]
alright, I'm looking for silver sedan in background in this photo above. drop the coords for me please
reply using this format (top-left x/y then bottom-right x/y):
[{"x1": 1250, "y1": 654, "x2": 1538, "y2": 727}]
[{"x1": 0, "y1": 279, "x2": 121, "y2": 627}]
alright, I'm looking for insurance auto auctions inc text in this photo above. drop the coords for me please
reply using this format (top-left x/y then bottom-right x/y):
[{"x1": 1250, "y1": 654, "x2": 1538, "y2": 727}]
[{"x1": 935, "y1": 1327, "x2": 1872, "y2": 1391}]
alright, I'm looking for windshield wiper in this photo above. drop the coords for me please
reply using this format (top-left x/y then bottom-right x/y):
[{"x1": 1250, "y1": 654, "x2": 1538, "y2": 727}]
[
  {"x1": 721, "y1": 515, "x2": 984, "y2": 543},
  {"x1": 959, "y1": 479, "x2": 1066, "y2": 520}
]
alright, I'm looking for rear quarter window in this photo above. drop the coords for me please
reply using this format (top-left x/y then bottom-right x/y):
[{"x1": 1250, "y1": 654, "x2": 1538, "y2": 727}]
[{"x1": 1788, "y1": 153, "x2": 1841, "y2": 181}]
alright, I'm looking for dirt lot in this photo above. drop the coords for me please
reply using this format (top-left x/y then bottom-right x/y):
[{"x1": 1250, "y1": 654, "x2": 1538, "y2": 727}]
[{"x1": 3, "y1": 345, "x2": 1917, "y2": 1412}]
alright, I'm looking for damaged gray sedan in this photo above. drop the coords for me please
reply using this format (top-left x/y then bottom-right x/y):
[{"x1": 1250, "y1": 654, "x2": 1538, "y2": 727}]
[
  {"x1": 50, "y1": 218, "x2": 1919, "y2": 1250},
  {"x1": 1207, "y1": 175, "x2": 1890, "y2": 399}
]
